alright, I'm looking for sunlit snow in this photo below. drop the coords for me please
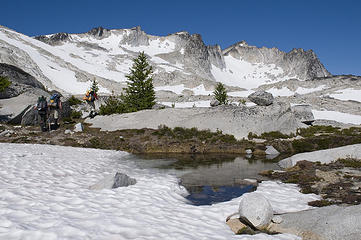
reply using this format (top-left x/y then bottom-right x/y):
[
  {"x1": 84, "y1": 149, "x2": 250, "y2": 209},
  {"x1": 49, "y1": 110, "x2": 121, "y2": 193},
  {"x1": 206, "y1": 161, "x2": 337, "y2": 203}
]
[{"x1": 0, "y1": 143, "x2": 319, "y2": 240}]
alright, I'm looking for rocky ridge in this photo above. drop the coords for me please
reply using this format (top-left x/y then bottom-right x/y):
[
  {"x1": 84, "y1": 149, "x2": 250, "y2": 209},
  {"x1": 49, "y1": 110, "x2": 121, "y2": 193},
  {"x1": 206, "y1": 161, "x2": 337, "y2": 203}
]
[{"x1": 0, "y1": 25, "x2": 330, "y2": 96}]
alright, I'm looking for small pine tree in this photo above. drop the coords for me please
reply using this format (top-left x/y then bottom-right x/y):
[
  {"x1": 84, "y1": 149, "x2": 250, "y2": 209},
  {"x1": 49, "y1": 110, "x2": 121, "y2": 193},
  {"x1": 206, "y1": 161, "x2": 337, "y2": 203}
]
[
  {"x1": 213, "y1": 82, "x2": 228, "y2": 105},
  {"x1": 0, "y1": 76, "x2": 11, "y2": 92},
  {"x1": 122, "y1": 52, "x2": 156, "y2": 111},
  {"x1": 91, "y1": 78, "x2": 99, "y2": 94}
]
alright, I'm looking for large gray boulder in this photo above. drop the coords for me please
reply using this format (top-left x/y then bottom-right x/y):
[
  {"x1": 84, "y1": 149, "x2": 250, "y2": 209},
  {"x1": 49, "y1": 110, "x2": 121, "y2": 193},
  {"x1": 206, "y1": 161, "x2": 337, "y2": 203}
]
[
  {"x1": 291, "y1": 104, "x2": 315, "y2": 124},
  {"x1": 210, "y1": 99, "x2": 220, "y2": 107},
  {"x1": 113, "y1": 172, "x2": 137, "y2": 188},
  {"x1": 248, "y1": 91, "x2": 274, "y2": 106},
  {"x1": 238, "y1": 192, "x2": 273, "y2": 229}
]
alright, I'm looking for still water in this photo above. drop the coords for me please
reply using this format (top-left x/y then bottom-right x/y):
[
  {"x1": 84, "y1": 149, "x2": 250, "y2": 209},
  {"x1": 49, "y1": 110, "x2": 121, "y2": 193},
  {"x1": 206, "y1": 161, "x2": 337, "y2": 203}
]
[{"x1": 127, "y1": 154, "x2": 281, "y2": 205}]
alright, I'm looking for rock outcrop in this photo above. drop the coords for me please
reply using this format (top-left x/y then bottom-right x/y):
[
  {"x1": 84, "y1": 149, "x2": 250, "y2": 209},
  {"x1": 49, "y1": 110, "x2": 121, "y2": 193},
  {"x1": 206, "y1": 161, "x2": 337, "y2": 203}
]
[
  {"x1": 248, "y1": 91, "x2": 274, "y2": 106},
  {"x1": 86, "y1": 102, "x2": 307, "y2": 139},
  {"x1": 0, "y1": 63, "x2": 45, "y2": 99},
  {"x1": 267, "y1": 204, "x2": 361, "y2": 240},
  {"x1": 223, "y1": 41, "x2": 331, "y2": 80}
]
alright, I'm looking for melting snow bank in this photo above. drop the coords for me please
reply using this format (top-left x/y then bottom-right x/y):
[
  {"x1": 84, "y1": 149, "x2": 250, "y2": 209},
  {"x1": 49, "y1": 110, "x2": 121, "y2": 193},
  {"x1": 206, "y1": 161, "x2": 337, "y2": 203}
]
[
  {"x1": 0, "y1": 143, "x2": 319, "y2": 240},
  {"x1": 279, "y1": 143, "x2": 361, "y2": 168}
]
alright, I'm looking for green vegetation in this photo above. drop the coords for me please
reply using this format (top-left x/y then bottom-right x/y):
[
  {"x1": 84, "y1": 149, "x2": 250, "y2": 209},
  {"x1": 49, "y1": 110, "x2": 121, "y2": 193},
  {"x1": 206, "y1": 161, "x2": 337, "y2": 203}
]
[
  {"x1": 238, "y1": 99, "x2": 246, "y2": 105},
  {"x1": 68, "y1": 95, "x2": 82, "y2": 106},
  {"x1": 152, "y1": 125, "x2": 239, "y2": 144},
  {"x1": 0, "y1": 76, "x2": 11, "y2": 92},
  {"x1": 99, "y1": 52, "x2": 156, "y2": 115},
  {"x1": 71, "y1": 110, "x2": 82, "y2": 119},
  {"x1": 213, "y1": 82, "x2": 228, "y2": 105},
  {"x1": 247, "y1": 131, "x2": 293, "y2": 140},
  {"x1": 297, "y1": 125, "x2": 341, "y2": 137},
  {"x1": 91, "y1": 78, "x2": 99, "y2": 94},
  {"x1": 337, "y1": 158, "x2": 361, "y2": 168}
]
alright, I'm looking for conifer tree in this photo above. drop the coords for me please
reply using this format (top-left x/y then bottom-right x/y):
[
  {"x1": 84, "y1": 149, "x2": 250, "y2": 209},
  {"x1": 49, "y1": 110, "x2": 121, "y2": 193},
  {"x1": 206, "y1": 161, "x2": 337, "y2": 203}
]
[
  {"x1": 91, "y1": 78, "x2": 99, "y2": 93},
  {"x1": 122, "y1": 52, "x2": 155, "y2": 111},
  {"x1": 213, "y1": 82, "x2": 228, "y2": 105}
]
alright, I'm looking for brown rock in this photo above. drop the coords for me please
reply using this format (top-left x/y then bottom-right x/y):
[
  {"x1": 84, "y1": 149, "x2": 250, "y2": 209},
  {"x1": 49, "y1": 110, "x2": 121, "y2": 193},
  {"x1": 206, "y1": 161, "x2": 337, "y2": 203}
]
[{"x1": 226, "y1": 218, "x2": 255, "y2": 235}]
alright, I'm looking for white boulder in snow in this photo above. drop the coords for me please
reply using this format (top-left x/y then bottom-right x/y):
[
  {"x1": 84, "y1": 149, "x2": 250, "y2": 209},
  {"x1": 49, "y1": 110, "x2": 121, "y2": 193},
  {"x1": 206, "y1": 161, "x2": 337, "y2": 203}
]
[
  {"x1": 238, "y1": 192, "x2": 274, "y2": 229},
  {"x1": 73, "y1": 123, "x2": 83, "y2": 132}
]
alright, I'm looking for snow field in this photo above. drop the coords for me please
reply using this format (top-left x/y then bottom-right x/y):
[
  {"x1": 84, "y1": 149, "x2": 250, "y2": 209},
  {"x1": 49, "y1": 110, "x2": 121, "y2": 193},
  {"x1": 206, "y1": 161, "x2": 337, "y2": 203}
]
[
  {"x1": 312, "y1": 110, "x2": 361, "y2": 125},
  {"x1": 0, "y1": 143, "x2": 319, "y2": 240},
  {"x1": 329, "y1": 88, "x2": 361, "y2": 102},
  {"x1": 211, "y1": 56, "x2": 294, "y2": 89}
]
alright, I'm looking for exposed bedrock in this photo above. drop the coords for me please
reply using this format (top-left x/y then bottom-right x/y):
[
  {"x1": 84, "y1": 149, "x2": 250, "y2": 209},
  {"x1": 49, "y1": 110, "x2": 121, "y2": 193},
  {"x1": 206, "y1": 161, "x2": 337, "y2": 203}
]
[{"x1": 86, "y1": 102, "x2": 308, "y2": 139}]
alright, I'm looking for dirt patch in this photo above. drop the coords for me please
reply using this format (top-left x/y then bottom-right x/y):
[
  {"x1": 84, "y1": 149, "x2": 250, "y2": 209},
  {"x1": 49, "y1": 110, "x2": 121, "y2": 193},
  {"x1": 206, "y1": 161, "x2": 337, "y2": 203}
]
[{"x1": 260, "y1": 159, "x2": 361, "y2": 205}]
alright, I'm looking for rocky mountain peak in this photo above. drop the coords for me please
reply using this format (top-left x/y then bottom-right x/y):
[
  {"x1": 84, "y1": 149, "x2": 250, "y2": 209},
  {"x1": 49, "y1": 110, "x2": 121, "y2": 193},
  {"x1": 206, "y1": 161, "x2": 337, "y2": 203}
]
[
  {"x1": 35, "y1": 32, "x2": 70, "y2": 45},
  {"x1": 87, "y1": 26, "x2": 110, "y2": 37}
]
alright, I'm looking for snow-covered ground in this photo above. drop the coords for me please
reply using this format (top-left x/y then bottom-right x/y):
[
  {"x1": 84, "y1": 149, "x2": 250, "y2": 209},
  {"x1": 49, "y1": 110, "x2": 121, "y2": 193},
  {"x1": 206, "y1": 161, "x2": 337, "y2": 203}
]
[
  {"x1": 0, "y1": 143, "x2": 319, "y2": 240},
  {"x1": 329, "y1": 88, "x2": 361, "y2": 102},
  {"x1": 312, "y1": 110, "x2": 361, "y2": 125}
]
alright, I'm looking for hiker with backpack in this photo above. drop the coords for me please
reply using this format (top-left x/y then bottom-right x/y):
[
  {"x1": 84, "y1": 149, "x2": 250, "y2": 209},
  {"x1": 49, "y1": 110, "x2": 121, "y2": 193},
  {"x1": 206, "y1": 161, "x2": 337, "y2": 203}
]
[
  {"x1": 48, "y1": 93, "x2": 62, "y2": 130},
  {"x1": 83, "y1": 89, "x2": 98, "y2": 118},
  {"x1": 35, "y1": 96, "x2": 49, "y2": 132}
]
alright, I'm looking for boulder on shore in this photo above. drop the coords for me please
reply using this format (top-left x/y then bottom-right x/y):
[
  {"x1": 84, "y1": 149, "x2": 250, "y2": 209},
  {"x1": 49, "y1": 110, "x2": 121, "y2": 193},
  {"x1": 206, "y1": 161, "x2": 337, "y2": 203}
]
[
  {"x1": 238, "y1": 192, "x2": 273, "y2": 229},
  {"x1": 248, "y1": 91, "x2": 274, "y2": 106}
]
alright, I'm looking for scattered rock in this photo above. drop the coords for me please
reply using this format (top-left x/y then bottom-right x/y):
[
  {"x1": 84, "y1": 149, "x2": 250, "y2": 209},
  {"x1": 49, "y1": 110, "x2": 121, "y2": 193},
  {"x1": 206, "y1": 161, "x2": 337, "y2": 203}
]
[
  {"x1": 0, "y1": 130, "x2": 14, "y2": 137},
  {"x1": 272, "y1": 215, "x2": 283, "y2": 224},
  {"x1": 112, "y1": 172, "x2": 137, "y2": 188},
  {"x1": 245, "y1": 149, "x2": 252, "y2": 154},
  {"x1": 74, "y1": 123, "x2": 83, "y2": 132},
  {"x1": 64, "y1": 129, "x2": 73, "y2": 135},
  {"x1": 210, "y1": 99, "x2": 220, "y2": 107},
  {"x1": 248, "y1": 91, "x2": 274, "y2": 106},
  {"x1": 265, "y1": 145, "x2": 280, "y2": 155},
  {"x1": 90, "y1": 172, "x2": 136, "y2": 190},
  {"x1": 152, "y1": 103, "x2": 170, "y2": 110},
  {"x1": 238, "y1": 192, "x2": 273, "y2": 229},
  {"x1": 226, "y1": 218, "x2": 255, "y2": 235}
]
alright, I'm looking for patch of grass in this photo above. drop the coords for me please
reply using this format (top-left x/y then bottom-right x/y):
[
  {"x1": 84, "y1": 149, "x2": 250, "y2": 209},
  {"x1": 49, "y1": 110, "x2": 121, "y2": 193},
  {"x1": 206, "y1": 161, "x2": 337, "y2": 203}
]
[
  {"x1": 292, "y1": 140, "x2": 314, "y2": 153},
  {"x1": 68, "y1": 95, "x2": 82, "y2": 106},
  {"x1": 297, "y1": 125, "x2": 341, "y2": 137},
  {"x1": 71, "y1": 110, "x2": 82, "y2": 119},
  {"x1": 0, "y1": 76, "x2": 11, "y2": 92},
  {"x1": 337, "y1": 158, "x2": 361, "y2": 168},
  {"x1": 260, "y1": 131, "x2": 293, "y2": 140},
  {"x1": 152, "y1": 125, "x2": 241, "y2": 144}
]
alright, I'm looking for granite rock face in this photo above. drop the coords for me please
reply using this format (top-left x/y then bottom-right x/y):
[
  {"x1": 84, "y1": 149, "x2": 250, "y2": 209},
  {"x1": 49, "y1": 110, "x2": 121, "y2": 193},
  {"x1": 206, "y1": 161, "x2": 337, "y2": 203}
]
[
  {"x1": 223, "y1": 41, "x2": 331, "y2": 80},
  {"x1": 0, "y1": 63, "x2": 45, "y2": 99}
]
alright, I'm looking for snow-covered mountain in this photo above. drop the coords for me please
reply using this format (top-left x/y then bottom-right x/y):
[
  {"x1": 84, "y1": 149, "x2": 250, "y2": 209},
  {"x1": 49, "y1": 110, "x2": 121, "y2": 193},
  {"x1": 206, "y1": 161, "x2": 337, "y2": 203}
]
[{"x1": 0, "y1": 25, "x2": 330, "y2": 95}]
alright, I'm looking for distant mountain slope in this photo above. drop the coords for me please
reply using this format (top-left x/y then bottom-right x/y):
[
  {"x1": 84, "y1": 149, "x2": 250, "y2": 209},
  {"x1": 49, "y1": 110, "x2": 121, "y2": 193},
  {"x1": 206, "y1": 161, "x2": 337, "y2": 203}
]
[{"x1": 0, "y1": 25, "x2": 331, "y2": 95}]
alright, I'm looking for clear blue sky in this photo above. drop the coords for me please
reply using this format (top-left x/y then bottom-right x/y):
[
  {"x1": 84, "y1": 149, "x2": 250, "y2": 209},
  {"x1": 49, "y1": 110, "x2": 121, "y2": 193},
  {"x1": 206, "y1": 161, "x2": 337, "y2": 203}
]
[{"x1": 1, "y1": 0, "x2": 361, "y2": 75}]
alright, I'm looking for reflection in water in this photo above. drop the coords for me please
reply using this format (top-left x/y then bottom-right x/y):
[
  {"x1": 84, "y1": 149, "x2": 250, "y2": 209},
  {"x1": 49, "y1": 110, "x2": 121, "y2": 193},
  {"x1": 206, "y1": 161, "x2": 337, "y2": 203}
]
[
  {"x1": 131, "y1": 153, "x2": 281, "y2": 205},
  {"x1": 185, "y1": 185, "x2": 256, "y2": 206}
]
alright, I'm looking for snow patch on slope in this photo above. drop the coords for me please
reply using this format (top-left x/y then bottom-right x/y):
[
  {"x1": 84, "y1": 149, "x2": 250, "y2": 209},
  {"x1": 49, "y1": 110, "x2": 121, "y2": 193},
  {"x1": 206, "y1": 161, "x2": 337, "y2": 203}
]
[
  {"x1": 211, "y1": 55, "x2": 295, "y2": 89},
  {"x1": 312, "y1": 110, "x2": 361, "y2": 125},
  {"x1": 329, "y1": 88, "x2": 361, "y2": 102}
]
